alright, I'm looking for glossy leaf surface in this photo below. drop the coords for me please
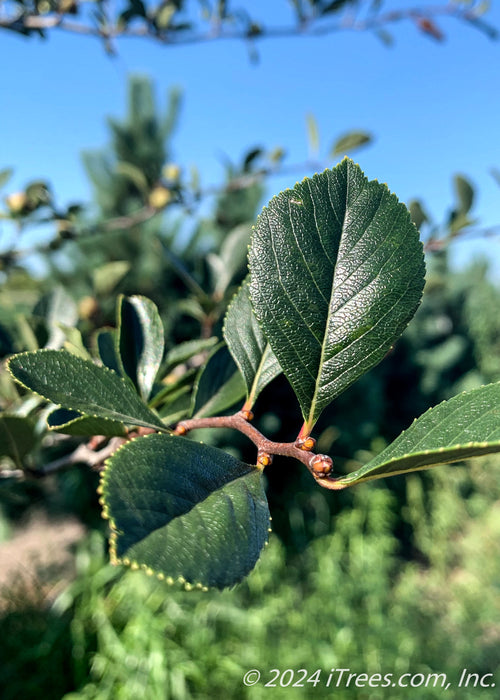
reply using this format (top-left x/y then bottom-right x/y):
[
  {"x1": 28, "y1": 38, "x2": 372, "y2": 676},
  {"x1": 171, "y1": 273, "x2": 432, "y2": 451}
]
[
  {"x1": 102, "y1": 433, "x2": 270, "y2": 589},
  {"x1": 333, "y1": 382, "x2": 500, "y2": 488},
  {"x1": 96, "y1": 329, "x2": 122, "y2": 374},
  {"x1": 117, "y1": 295, "x2": 165, "y2": 401},
  {"x1": 249, "y1": 159, "x2": 425, "y2": 430},
  {"x1": 223, "y1": 278, "x2": 281, "y2": 408},
  {"x1": 8, "y1": 350, "x2": 166, "y2": 431},
  {"x1": 191, "y1": 345, "x2": 246, "y2": 418}
]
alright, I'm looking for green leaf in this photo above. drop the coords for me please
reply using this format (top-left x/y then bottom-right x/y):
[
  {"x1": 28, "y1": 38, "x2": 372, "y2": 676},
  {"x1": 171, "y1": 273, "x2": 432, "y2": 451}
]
[
  {"x1": 331, "y1": 130, "x2": 373, "y2": 156},
  {"x1": 34, "y1": 286, "x2": 78, "y2": 350},
  {"x1": 306, "y1": 113, "x2": 320, "y2": 157},
  {"x1": 223, "y1": 278, "x2": 282, "y2": 409},
  {"x1": 115, "y1": 161, "x2": 149, "y2": 194},
  {"x1": 61, "y1": 325, "x2": 92, "y2": 360},
  {"x1": 408, "y1": 199, "x2": 429, "y2": 230},
  {"x1": 117, "y1": 295, "x2": 165, "y2": 401},
  {"x1": 93, "y1": 261, "x2": 131, "y2": 296},
  {"x1": 249, "y1": 159, "x2": 425, "y2": 431},
  {"x1": 7, "y1": 350, "x2": 166, "y2": 432},
  {"x1": 453, "y1": 174, "x2": 474, "y2": 215},
  {"x1": 154, "y1": 1, "x2": 176, "y2": 29},
  {"x1": 158, "y1": 386, "x2": 192, "y2": 425},
  {"x1": 0, "y1": 415, "x2": 37, "y2": 467},
  {"x1": 333, "y1": 382, "x2": 500, "y2": 488},
  {"x1": 47, "y1": 408, "x2": 127, "y2": 437},
  {"x1": 0, "y1": 168, "x2": 13, "y2": 190},
  {"x1": 96, "y1": 329, "x2": 122, "y2": 374},
  {"x1": 207, "y1": 223, "x2": 252, "y2": 297},
  {"x1": 149, "y1": 369, "x2": 197, "y2": 410},
  {"x1": 164, "y1": 337, "x2": 218, "y2": 370},
  {"x1": 191, "y1": 345, "x2": 246, "y2": 419},
  {"x1": 101, "y1": 434, "x2": 270, "y2": 589}
]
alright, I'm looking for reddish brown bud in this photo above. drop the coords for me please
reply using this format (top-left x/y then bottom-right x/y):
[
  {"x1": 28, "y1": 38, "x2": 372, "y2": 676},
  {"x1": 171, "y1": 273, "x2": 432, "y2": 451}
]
[
  {"x1": 257, "y1": 452, "x2": 273, "y2": 467},
  {"x1": 296, "y1": 436, "x2": 316, "y2": 451},
  {"x1": 174, "y1": 423, "x2": 188, "y2": 436},
  {"x1": 241, "y1": 409, "x2": 254, "y2": 421},
  {"x1": 416, "y1": 17, "x2": 444, "y2": 41},
  {"x1": 309, "y1": 454, "x2": 333, "y2": 478}
]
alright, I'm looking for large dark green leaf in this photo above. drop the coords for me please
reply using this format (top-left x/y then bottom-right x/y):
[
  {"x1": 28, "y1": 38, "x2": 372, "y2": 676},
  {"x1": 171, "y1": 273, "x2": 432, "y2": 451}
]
[
  {"x1": 191, "y1": 344, "x2": 246, "y2": 418},
  {"x1": 7, "y1": 350, "x2": 166, "y2": 431},
  {"x1": 0, "y1": 415, "x2": 37, "y2": 467},
  {"x1": 117, "y1": 295, "x2": 165, "y2": 401},
  {"x1": 332, "y1": 382, "x2": 500, "y2": 488},
  {"x1": 101, "y1": 434, "x2": 270, "y2": 589},
  {"x1": 249, "y1": 159, "x2": 425, "y2": 432},
  {"x1": 223, "y1": 278, "x2": 281, "y2": 409}
]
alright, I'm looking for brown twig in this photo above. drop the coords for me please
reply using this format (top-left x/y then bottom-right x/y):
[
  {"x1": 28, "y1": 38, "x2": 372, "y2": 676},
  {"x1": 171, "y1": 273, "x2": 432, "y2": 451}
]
[
  {"x1": 174, "y1": 410, "x2": 344, "y2": 490},
  {"x1": 25, "y1": 436, "x2": 124, "y2": 477}
]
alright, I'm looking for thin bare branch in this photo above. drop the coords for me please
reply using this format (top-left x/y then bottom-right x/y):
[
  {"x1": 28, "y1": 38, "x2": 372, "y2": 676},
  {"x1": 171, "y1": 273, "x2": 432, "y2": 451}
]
[
  {"x1": 27, "y1": 437, "x2": 124, "y2": 477},
  {"x1": 0, "y1": 2, "x2": 495, "y2": 48}
]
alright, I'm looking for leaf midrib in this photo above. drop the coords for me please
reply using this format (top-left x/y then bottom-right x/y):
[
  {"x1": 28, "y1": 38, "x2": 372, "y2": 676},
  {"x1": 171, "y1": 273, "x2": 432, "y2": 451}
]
[{"x1": 306, "y1": 174, "x2": 384, "y2": 428}]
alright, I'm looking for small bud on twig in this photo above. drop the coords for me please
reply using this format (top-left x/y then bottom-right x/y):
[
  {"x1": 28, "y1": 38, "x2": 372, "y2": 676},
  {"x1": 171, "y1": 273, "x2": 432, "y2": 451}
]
[
  {"x1": 309, "y1": 454, "x2": 333, "y2": 478},
  {"x1": 295, "y1": 436, "x2": 316, "y2": 451},
  {"x1": 257, "y1": 451, "x2": 273, "y2": 467}
]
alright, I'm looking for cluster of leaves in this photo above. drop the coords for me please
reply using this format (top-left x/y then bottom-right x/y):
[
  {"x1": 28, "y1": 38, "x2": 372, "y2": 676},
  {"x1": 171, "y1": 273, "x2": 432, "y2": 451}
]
[{"x1": 4, "y1": 158, "x2": 500, "y2": 590}]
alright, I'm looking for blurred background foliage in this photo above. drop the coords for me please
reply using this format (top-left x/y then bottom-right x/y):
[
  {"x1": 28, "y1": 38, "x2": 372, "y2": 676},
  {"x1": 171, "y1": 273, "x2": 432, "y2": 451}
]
[{"x1": 1, "y1": 63, "x2": 500, "y2": 698}]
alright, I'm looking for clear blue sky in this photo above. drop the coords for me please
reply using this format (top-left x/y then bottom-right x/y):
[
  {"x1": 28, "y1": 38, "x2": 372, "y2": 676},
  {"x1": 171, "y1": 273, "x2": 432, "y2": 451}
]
[{"x1": 1, "y1": 0, "x2": 500, "y2": 271}]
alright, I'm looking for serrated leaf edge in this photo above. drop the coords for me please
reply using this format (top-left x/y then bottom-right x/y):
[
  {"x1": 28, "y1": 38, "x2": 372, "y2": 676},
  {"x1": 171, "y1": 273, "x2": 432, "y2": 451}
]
[
  {"x1": 6, "y1": 349, "x2": 167, "y2": 432},
  {"x1": 98, "y1": 433, "x2": 272, "y2": 591},
  {"x1": 250, "y1": 158, "x2": 424, "y2": 429},
  {"x1": 337, "y1": 383, "x2": 500, "y2": 486},
  {"x1": 338, "y1": 440, "x2": 500, "y2": 487},
  {"x1": 46, "y1": 408, "x2": 127, "y2": 436}
]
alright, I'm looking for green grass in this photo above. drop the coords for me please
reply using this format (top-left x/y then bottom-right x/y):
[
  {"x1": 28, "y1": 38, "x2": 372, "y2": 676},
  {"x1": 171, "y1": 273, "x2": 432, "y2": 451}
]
[{"x1": 1, "y1": 456, "x2": 500, "y2": 700}]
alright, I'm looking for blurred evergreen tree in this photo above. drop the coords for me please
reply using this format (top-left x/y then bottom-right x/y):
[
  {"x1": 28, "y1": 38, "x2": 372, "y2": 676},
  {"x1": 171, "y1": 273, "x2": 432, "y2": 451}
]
[{"x1": 49, "y1": 76, "x2": 265, "y2": 342}]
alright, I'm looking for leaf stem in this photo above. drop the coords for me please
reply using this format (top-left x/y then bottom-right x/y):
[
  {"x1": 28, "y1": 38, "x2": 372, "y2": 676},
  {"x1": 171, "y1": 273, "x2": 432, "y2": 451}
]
[{"x1": 175, "y1": 410, "x2": 341, "y2": 488}]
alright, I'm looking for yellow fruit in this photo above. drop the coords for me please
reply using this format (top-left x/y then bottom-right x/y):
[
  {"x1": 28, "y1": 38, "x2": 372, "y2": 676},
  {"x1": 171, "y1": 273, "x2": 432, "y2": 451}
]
[
  {"x1": 162, "y1": 163, "x2": 181, "y2": 182},
  {"x1": 5, "y1": 191, "x2": 28, "y2": 215},
  {"x1": 149, "y1": 186, "x2": 172, "y2": 210}
]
